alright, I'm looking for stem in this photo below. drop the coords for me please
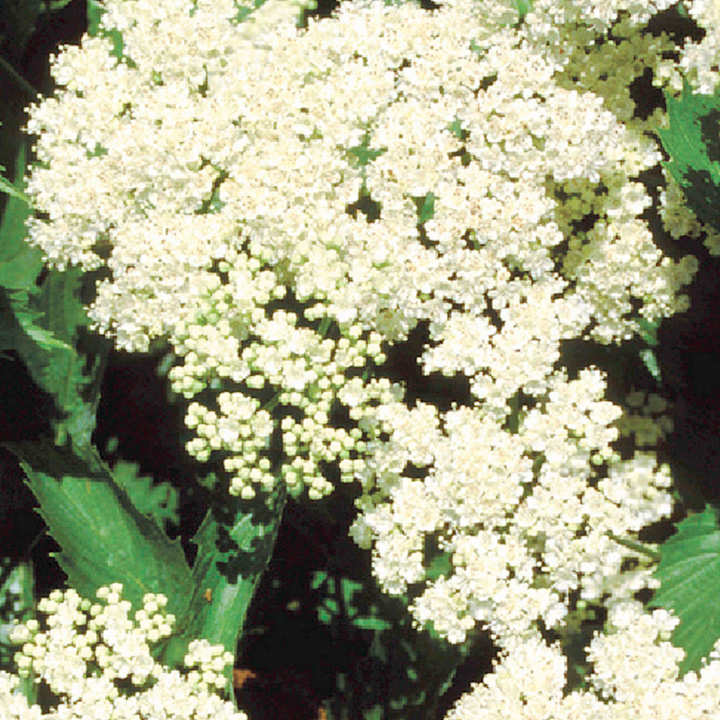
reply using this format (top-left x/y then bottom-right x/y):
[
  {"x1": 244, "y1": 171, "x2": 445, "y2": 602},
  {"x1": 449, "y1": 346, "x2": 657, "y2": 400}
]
[
  {"x1": 606, "y1": 531, "x2": 661, "y2": 562},
  {"x1": 0, "y1": 56, "x2": 37, "y2": 98}
]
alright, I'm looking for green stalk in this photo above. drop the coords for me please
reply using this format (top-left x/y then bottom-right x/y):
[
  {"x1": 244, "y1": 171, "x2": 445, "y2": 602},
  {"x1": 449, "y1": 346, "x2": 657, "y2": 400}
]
[
  {"x1": 0, "y1": 56, "x2": 37, "y2": 99},
  {"x1": 607, "y1": 531, "x2": 661, "y2": 562}
]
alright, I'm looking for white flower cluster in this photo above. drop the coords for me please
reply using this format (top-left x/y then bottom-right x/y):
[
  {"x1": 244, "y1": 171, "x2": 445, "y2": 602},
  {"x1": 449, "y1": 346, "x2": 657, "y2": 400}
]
[
  {"x1": 18, "y1": 0, "x2": 716, "y2": 715},
  {"x1": 446, "y1": 601, "x2": 720, "y2": 720},
  {"x1": 674, "y1": 0, "x2": 720, "y2": 95},
  {"x1": 349, "y1": 368, "x2": 674, "y2": 643},
  {"x1": 22, "y1": 0, "x2": 698, "y2": 501},
  {"x1": 1, "y1": 584, "x2": 246, "y2": 720}
]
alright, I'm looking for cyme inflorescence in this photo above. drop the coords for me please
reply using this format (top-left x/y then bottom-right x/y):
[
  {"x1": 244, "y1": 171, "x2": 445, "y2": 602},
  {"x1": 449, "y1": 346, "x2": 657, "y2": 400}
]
[
  {"x1": 445, "y1": 600, "x2": 720, "y2": 720},
  {"x1": 17, "y1": 0, "x2": 720, "y2": 717},
  {"x1": 2, "y1": 584, "x2": 245, "y2": 720}
]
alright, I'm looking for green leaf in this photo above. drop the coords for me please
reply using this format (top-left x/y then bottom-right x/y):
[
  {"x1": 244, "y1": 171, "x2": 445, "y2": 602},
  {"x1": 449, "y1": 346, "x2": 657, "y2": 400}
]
[
  {"x1": 10, "y1": 266, "x2": 109, "y2": 448},
  {"x1": 86, "y1": 0, "x2": 104, "y2": 37},
  {"x1": 0, "y1": 289, "x2": 73, "y2": 353},
  {"x1": 86, "y1": 0, "x2": 125, "y2": 58},
  {"x1": 346, "y1": 142, "x2": 387, "y2": 168},
  {"x1": 111, "y1": 460, "x2": 180, "y2": 531},
  {"x1": 650, "y1": 505, "x2": 720, "y2": 674},
  {"x1": 0, "y1": 173, "x2": 33, "y2": 206},
  {"x1": 657, "y1": 80, "x2": 720, "y2": 233},
  {"x1": 637, "y1": 317, "x2": 660, "y2": 347},
  {"x1": 0, "y1": 145, "x2": 105, "y2": 446},
  {"x1": 351, "y1": 616, "x2": 393, "y2": 631},
  {"x1": 160, "y1": 487, "x2": 286, "y2": 692},
  {"x1": 3, "y1": 440, "x2": 194, "y2": 626},
  {"x1": 0, "y1": 143, "x2": 41, "y2": 290},
  {"x1": 424, "y1": 548, "x2": 452, "y2": 582},
  {"x1": 306, "y1": 566, "x2": 470, "y2": 719}
]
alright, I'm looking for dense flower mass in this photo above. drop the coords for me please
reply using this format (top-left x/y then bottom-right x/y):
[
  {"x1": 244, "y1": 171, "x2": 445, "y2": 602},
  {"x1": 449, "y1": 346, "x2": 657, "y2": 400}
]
[
  {"x1": 348, "y1": 369, "x2": 675, "y2": 643},
  {"x1": 22, "y1": 0, "x2": 702, "y2": 500},
  {"x1": 1, "y1": 584, "x2": 245, "y2": 720},
  {"x1": 446, "y1": 601, "x2": 720, "y2": 720},
  {"x1": 18, "y1": 0, "x2": 720, "y2": 716}
]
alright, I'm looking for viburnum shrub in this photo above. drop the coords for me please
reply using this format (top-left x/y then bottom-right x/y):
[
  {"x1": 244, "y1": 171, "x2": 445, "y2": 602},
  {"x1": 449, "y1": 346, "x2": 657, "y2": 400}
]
[{"x1": 2, "y1": 0, "x2": 720, "y2": 718}]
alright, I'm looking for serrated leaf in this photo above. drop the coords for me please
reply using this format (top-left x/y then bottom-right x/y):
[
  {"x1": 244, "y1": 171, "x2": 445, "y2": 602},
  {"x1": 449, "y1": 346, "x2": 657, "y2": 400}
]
[
  {"x1": 159, "y1": 488, "x2": 286, "y2": 686},
  {"x1": 658, "y1": 81, "x2": 720, "y2": 232},
  {"x1": 0, "y1": 146, "x2": 73, "y2": 356},
  {"x1": 111, "y1": 460, "x2": 180, "y2": 530},
  {"x1": 0, "y1": 173, "x2": 32, "y2": 206},
  {"x1": 650, "y1": 505, "x2": 720, "y2": 674},
  {"x1": 4, "y1": 440, "x2": 193, "y2": 625}
]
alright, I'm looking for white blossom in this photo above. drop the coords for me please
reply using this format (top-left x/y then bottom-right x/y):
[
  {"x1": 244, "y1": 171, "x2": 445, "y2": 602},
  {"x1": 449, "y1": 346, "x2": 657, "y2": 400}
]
[{"x1": 1, "y1": 585, "x2": 247, "y2": 720}]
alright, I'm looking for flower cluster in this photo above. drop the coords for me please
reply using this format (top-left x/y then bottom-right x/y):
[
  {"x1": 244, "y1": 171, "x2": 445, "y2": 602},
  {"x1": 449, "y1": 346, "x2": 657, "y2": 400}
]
[
  {"x1": 446, "y1": 601, "x2": 720, "y2": 719},
  {"x1": 349, "y1": 368, "x2": 674, "y2": 643},
  {"x1": 671, "y1": 0, "x2": 720, "y2": 95},
  {"x1": 2, "y1": 584, "x2": 246, "y2": 720},
  {"x1": 23, "y1": 0, "x2": 698, "y2": 502},
  {"x1": 17, "y1": 0, "x2": 717, "y2": 716}
]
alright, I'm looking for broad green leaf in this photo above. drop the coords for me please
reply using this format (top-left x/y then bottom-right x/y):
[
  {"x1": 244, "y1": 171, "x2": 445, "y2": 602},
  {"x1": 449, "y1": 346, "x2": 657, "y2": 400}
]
[
  {"x1": 657, "y1": 80, "x2": 720, "y2": 233},
  {"x1": 0, "y1": 146, "x2": 98, "y2": 440},
  {"x1": 4, "y1": 440, "x2": 193, "y2": 626},
  {"x1": 650, "y1": 505, "x2": 720, "y2": 674},
  {"x1": 111, "y1": 460, "x2": 180, "y2": 531}
]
